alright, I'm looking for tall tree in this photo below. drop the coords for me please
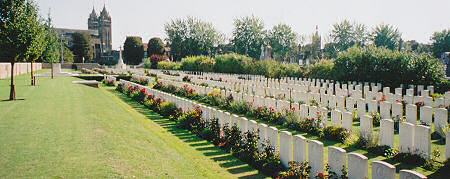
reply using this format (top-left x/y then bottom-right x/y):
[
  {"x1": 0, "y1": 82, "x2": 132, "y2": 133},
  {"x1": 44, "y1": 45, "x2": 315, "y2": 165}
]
[
  {"x1": 430, "y1": 29, "x2": 450, "y2": 57},
  {"x1": 41, "y1": 13, "x2": 61, "y2": 79},
  {"x1": 0, "y1": 0, "x2": 45, "y2": 100},
  {"x1": 372, "y1": 24, "x2": 402, "y2": 50},
  {"x1": 147, "y1": 37, "x2": 165, "y2": 56},
  {"x1": 330, "y1": 20, "x2": 355, "y2": 52},
  {"x1": 231, "y1": 16, "x2": 266, "y2": 59},
  {"x1": 26, "y1": 3, "x2": 46, "y2": 85},
  {"x1": 123, "y1": 36, "x2": 144, "y2": 65},
  {"x1": 71, "y1": 32, "x2": 93, "y2": 63},
  {"x1": 267, "y1": 23, "x2": 298, "y2": 61},
  {"x1": 330, "y1": 20, "x2": 369, "y2": 55},
  {"x1": 165, "y1": 17, "x2": 223, "y2": 60}
]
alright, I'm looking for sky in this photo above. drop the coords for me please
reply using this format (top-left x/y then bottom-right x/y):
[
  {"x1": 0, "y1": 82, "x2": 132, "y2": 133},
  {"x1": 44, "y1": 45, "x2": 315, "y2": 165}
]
[{"x1": 36, "y1": 0, "x2": 450, "y2": 50}]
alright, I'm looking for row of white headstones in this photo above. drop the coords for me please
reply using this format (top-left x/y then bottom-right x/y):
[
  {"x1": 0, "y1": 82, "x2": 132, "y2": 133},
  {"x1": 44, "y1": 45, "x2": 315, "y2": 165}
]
[
  {"x1": 157, "y1": 76, "x2": 448, "y2": 159},
  {"x1": 118, "y1": 79, "x2": 435, "y2": 179}
]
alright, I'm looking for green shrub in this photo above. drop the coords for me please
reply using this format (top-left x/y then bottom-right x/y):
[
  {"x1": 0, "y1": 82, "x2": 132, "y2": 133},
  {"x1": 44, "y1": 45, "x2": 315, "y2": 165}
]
[
  {"x1": 214, "y1": 53, "x2": 252, "y2": 74},
  {"x1": 306, "y1": 59, "x2": 335, "y2": 79},
  {"x1": 159, "y1": 102, "x2": 180, "y2": 118},
  {"x1": 334, "y1": 46, "x2": 447, "y2": 89},
  {"x1": 181, "y1": 55, "x2": 215, "y2": 72},
  {"x1": 278, "y1": 161, "x2": 311, "y2": 179},
  {"x1": 157, "y1": 61, "x2": 181, "y2": 70},
  {"x1": 321, "y1": 126, "x2": 350, "y2": 143}
]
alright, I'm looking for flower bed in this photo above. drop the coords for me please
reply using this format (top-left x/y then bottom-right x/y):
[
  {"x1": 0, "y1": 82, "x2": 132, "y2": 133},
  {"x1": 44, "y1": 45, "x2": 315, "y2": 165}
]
[
  {"x1": 116, "y1": 81, "x2": 291, "y2": 177},
  {"x1": 153, "y1": 80, "x2": 351, "y2": 144}
]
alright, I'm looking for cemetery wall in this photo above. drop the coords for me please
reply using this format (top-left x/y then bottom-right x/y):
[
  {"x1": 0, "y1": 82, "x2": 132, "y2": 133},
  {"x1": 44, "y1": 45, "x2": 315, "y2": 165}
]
[{"x1": 0, "y1": 63, "x2": 42, "y2": 79}]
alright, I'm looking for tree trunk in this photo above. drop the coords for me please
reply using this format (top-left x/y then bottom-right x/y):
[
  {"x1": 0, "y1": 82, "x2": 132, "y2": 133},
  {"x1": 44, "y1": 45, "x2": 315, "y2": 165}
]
[
  {"x1": 9, "y1": 62, "x2": 16, "y2": 100},
  {"x1": 30, "y1": 61, "x2": 34, "y2": 86},
  {"x1": 51, "y1": 61, "x2": 54, "y2": 79}
]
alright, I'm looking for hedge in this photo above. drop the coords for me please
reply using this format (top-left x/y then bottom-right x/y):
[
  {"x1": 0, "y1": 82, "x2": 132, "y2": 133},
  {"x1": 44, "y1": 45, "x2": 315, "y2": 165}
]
[{"x1": 154, "y1": 47, "x2": 449, "y2": 93}]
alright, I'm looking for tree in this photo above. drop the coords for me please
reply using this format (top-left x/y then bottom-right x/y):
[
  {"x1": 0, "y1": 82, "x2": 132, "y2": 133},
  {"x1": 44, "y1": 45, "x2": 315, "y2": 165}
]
[
  {"x1": 330, "y1": 20, "x2": 355, "y2": 52},
  {"x1": 123, "y1": 36, "x2": 144, "y2": 65},
  {"x1": 230, "y1": 16, "x2": 266, "y2": 59},
  {"x1": 147, "y1": 37, "x2": 165, "y2": 56},
  {"x1": 371, "y1": 24, "x2": 401, "y2": 50},
  {"x1": 0, "y1": 0, "x2": 45, "y2": 100},
  {"x1": 353, "y1": 23, "x2": 369, "y2": 47},
  {"x1": 24, "y1": 0, "x2": 46, "y2": 86},
  {"x1": 267, "y1": 23, "x2": 298, "y2": 61},
  {"x1": 41, "y1": 12, "x2": 60, "y2": 79},
  {"x1": 165, "y1": 17, "x2": 223, "y2": 60},
  {"x1": 330, "y1": 20, "x2": 369, "y2": 54},
  {"x1": 430, "y1": 29, "x2": 450, "y2": 57},
  {"x1": 71, "y1": 32, "x2": 93, "y2": 63}
]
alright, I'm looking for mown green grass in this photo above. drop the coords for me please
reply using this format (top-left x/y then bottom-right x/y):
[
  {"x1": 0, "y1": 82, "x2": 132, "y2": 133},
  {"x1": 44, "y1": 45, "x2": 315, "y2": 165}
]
[{"x1": 0, "y1": 74, "x2": 265, "y2": 178}]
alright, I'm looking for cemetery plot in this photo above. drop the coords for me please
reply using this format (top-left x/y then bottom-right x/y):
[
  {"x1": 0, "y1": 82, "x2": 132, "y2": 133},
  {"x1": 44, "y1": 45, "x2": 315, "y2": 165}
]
[{"x1": 104, "y1": 68, "x2": 450, "y2": 178}]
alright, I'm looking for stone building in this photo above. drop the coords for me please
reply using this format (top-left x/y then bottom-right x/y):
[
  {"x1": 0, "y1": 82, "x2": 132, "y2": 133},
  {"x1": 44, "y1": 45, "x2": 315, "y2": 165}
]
[{"x1": 55, "y1": 5, "x2": 113, "y2": 63}]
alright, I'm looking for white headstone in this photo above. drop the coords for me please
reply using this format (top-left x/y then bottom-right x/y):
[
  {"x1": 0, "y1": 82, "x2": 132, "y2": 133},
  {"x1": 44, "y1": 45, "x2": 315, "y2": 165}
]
[
  {"x1": 360, "y1": 115, "x2": 373, "y2": 141},
  {"x1": 380, "y1": 101, "x2": 392, "y2": 119},
  {"x1": 267, "y1": 126, "x2": 279, "y2": 151},
  {"x1": 279, "y1": 131, "x2": 293, "y2": 167},
  {"x1": 419, "y1": 106, "x2": 432, "y2": 125},
  {"x1": 328, "y1": 146, "x2": 347, "y2": 177},
  {"x1": 435, "y1": 108, "x2": 449, "y2": 137},
  {"x1": 258, "y1": 123, "x2": 268, "y2": 150},
  {"x1": 293, "y1": 134, "x2": 307, "y2": 163},
  {"x1": 399, "y1": 170, "x2": 427, "y2": 179},
  {"x1": 308, "y1": 140, "x2": 324, "y2": 178},
  {"x1": 342, "y1": 111, "x2": 353, "y2": 132},
  {"x1": 400, "y1": 122, "x2": 415, "y2": 153},
  {"x1": 372, "y1": 161, "x2": 395, "y2": 179},
  {"x1": 380, "y1": 119, "x2": 394, "y2": 148},
  {"x1": 331, "y1": 109, "x2": 342, "y2": 126},
  {"x1": 414, "y1": 125, "x2": 431, "y2": 159},
  {"x1": 406, "y1": 104, "x2": 417, "y2": 124},
  {"x1": 348, "y1": 153, "x2": 368, "y2": 179}
]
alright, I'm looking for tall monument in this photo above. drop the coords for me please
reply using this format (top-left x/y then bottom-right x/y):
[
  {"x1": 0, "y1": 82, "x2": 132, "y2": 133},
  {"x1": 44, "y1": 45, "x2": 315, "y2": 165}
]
[{"x1": 116, "y1": 46, "x2": 126, "y2": 69}]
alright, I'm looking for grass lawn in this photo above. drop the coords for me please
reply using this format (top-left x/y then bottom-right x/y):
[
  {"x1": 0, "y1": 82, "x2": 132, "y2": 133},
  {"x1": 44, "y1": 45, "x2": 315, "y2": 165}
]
[{"x1": 0, "y1": 73, "x2": 265, "y2": 178}]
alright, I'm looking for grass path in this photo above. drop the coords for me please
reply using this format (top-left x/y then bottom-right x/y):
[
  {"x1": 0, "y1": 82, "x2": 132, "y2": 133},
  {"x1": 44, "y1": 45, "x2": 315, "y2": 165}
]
[{"x1": 0, "y1": 75, "x2": 265, "y2": 178}]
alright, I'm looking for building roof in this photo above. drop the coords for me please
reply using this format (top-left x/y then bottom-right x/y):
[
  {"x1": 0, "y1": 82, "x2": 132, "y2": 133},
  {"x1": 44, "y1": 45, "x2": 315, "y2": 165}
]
[{"x1": 55, "y1": 28, "x2": 99, "y2": 36}]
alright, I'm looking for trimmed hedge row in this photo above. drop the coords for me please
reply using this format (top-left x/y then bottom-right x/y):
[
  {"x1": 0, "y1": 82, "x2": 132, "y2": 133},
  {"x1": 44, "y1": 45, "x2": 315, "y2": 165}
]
[{"x1": 154, "y1": 47, "x2": 449, "y2": 93}]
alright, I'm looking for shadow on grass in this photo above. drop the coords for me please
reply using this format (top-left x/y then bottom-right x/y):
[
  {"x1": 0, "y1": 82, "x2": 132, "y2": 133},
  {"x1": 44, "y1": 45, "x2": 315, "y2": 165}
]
[{"x1": 111, "y1": 89, "x2": 266, "y2": 178}]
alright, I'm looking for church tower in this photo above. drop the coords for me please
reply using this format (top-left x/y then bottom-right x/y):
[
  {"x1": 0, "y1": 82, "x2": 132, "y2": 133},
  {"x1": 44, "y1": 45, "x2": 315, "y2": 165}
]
[
  {"x1": 87, "y1": 7, "x2": 98, "y2": 30},
  {"x1": 98, "y1": 5, "x2": 112, "y2": 54}
]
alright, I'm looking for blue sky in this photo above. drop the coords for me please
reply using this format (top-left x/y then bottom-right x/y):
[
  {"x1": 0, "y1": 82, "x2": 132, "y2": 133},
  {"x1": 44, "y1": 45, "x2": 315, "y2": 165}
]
[{"x1": 36, "y1": 0, "x2": 450, "y2": 50}]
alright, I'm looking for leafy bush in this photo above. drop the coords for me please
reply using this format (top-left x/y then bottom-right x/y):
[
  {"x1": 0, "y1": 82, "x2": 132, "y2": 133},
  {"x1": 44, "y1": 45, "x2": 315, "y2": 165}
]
[
  {"x1": 159, "y1": 102, "x2": 180, "y2": 119},
  {"x1": 278, "y1": 161, "x2": 311, "y2": 179},
  {"x1": 306, "y1": 59, "x2": 335, "y2": 79},
  {"x1": 321, "y1": 126, "x2": 350, "y2": 143},
  {"x1": 181, "y1": 55, "x2": 215, "y2": 72},
  {"x1": 149, "y1": 54, "x2": 169, "y2": 69},
  {"x1": 214, "y1": 53, "x2": 252, "y2": 74},
  {"x1": 229, "y1": 101, "x2": 252, "y2": 115},
  {"x1": 334, "y1": 46, "x2": 447, "y2": 90},
  {"x1": 157, "y1": 61, "x2": 181, "y2": 70},
  {"x1": 130, "y1": 75, "x2": 150, "y2": 85},
  {"x1": 147, "y1": 37, "x2": 165, "y2": 56},
  {"x1": 177, "y1": 107, "x2": 204, "y2": 134}
]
